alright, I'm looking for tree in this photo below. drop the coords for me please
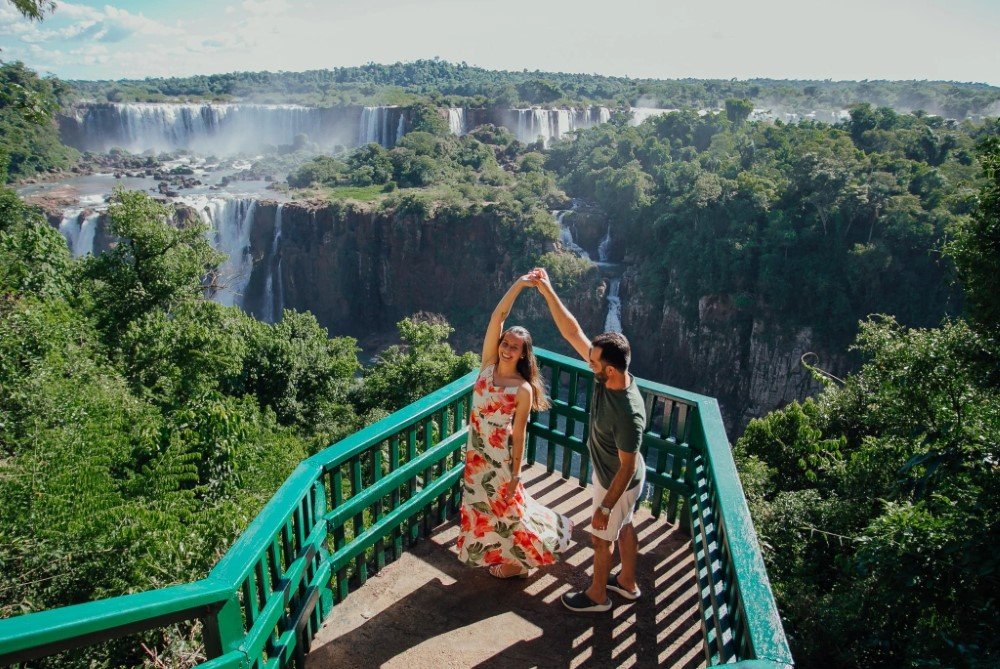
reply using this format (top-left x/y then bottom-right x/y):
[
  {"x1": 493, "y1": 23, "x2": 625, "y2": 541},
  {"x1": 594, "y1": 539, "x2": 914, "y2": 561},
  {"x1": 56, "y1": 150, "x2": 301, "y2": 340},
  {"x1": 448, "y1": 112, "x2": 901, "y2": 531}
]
[
  {"x1": 6, "y1": 0, "x2": 54, "y2": 21},
  {"x1": 355, "y1": 315, "x2": 478, "y2": 415},
  {"x1": 947, "y1": 138, "x2": 1000, "y2": 336},
  {"x1": 83, "y1": 190, "x2": 224, "y2": 343},
  {"x1": 725, "y1": 97, "x2": 754, "y2": 125}
]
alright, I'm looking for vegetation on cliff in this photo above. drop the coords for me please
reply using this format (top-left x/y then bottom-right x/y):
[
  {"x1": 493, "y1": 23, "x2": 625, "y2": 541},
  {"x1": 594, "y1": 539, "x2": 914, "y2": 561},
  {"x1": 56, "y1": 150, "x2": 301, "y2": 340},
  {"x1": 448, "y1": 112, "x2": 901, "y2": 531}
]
[
  {"x1": 67, "y1": 59, "x2": 1000, "y2": 119},
  {"x1": 0, "y1": 61, "x2": 78, "y2": 182},
  {"x1": 547, "y1": 105, "x2": 997, "y2": 349},
  {"x1": 733, "y1": 140, "x2": 999, "y2": 667}
]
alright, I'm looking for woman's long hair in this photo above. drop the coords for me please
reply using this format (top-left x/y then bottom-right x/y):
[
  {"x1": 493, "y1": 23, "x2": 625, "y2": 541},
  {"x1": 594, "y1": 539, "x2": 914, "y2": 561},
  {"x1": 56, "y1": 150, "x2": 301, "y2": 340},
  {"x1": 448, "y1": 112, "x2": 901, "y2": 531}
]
[{"x1": 504, "y1": 326, "x2": 551, "y2": 411}]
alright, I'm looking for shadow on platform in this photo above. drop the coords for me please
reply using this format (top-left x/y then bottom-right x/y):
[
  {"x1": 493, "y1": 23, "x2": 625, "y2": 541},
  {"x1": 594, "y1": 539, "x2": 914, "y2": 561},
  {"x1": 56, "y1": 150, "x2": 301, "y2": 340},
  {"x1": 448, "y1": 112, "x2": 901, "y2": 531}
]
[{"x1": 306, "y1": 465, "x2": 704, "y2": 669}]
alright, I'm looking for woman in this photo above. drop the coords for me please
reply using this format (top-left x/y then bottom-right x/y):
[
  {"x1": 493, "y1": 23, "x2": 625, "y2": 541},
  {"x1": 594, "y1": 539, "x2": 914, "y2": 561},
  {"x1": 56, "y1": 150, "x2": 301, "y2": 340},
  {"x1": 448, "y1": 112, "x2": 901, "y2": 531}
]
[{"x1": 456, "y1": 273, "x2": 573, "y2": 578}]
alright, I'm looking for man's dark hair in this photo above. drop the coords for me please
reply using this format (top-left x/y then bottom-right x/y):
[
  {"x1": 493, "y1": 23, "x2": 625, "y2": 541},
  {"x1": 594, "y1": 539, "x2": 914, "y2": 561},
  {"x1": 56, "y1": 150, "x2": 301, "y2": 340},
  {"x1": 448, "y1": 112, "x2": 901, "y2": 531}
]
[{"x1": 591, "y1": 332, "x2": 631, "y2": 371}]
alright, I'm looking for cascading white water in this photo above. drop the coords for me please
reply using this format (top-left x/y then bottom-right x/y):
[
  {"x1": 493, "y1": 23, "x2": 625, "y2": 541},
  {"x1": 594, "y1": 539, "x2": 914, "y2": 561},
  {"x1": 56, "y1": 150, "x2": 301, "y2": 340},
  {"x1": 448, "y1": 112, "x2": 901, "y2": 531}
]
[
  {"x1": 76, "y1": 212, "x2": 100, "y2": 257},
  {"x1": 261, "y1": 203, "x2": 284, "y2": 323},
  {"x1": 67, "y1": 103, "x2": 354, "y2": 154},
  {"x1": 359, "y1": 106, "x2": 404, "y2": 147},
  {"x1": 598, "y1": 225, "x2": 612, "y2": 263},
  {"x1": 447, "y1": 108, "x2": 467, "y2": 136},
  {"x1": 58, "y1": 209, "x2": 101, "y2": 257},
  {"x1": 604, "y1": 278, "x2": 622, "y2": 334},
  {"x1": 509, "y1": 108, "x2": 609, "y2": 146},
  {"x1": 555, "y1": 210, "x2": 590, "y2": 261},
  {"x1": 58, "y1": 209, "x2": 82, "y2": 254},
  {"x1": 181, "y1": 196, "x2": 258, "y2": 307}
]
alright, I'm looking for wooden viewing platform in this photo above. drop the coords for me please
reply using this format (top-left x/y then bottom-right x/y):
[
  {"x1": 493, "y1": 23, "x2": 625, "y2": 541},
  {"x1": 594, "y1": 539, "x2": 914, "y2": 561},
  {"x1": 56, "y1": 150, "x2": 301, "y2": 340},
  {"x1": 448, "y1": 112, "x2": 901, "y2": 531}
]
[{"x1": 307, "y1": 464, "x2": 704, "y2": 669}]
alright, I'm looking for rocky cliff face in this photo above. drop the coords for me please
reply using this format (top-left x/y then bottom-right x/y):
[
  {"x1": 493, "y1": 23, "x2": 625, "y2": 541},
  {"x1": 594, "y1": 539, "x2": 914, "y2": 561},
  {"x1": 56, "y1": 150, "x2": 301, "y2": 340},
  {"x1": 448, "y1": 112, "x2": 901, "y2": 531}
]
[
  {"x1": 620, "y1": 274, "x2": 850, "y2": 433},
  {"x1": 241, "y1": 201, "x2": 607, "y2": 352}
]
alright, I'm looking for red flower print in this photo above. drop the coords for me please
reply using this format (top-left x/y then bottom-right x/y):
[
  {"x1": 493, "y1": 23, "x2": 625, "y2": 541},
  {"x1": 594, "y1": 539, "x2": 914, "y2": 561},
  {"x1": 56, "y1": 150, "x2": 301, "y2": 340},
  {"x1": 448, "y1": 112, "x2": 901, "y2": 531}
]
[
  {"x1": 474, "y1": 376, "x2": 488, "y2": 395},
  {"x1": 464, "y1": 451, "x2": 487, "y2": 484},
  {"x1": 484, "y1": 548, "x2": 505, "y2": 565},
  {"x1": 512, "y1": 530, "x2": 535, "y2": 551},
  {"x1": 488, "y1": 428, "x2": 507, "y2": 449},
  {"x1": 497, "y1": 392, "x2": 517, "y2": 414},
  {"x1": 472, "y1": 509, "x2": 493, "y2": 538},
  {"x1": 456, "y1": 535, "x2": 465, "y2": 551},
  {"x1": 470, "y1": 411, "x2": 481, "y2": 432},
  {"x1": 460, "y1": 506, "x2": 471, "y2": 533}
]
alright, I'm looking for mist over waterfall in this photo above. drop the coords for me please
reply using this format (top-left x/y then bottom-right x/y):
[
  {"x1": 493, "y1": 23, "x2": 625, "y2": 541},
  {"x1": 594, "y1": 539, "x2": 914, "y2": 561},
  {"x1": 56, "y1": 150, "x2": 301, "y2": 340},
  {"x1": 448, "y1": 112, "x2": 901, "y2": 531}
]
[
  {"x1": 261, "y1": 203, "x2": 285, "y2": 323},
  {"x1": 62, "y1": 103, "x2": 365, "y2": 154},
  {"x1": 59, "y1": 103, "x2": 615, "y2": 155}
]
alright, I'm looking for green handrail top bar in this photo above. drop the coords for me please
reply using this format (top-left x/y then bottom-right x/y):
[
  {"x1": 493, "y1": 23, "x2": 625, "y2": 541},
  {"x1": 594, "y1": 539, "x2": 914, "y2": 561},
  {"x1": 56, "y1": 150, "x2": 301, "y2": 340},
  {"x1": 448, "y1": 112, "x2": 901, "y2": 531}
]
[
  {"x1": 211, "y1": 368, "x2": 479, "y2": 583},
  {"x1": 0, "y1": 579, "x2": 229, "y2": 657}
]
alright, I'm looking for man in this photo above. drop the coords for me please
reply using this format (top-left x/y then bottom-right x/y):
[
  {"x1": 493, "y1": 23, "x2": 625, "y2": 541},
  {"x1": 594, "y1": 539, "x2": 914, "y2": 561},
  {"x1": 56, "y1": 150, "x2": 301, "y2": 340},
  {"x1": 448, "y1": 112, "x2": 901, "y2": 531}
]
[{"x1": 532, "y1": 267, "x2": 646, "y2": 613}]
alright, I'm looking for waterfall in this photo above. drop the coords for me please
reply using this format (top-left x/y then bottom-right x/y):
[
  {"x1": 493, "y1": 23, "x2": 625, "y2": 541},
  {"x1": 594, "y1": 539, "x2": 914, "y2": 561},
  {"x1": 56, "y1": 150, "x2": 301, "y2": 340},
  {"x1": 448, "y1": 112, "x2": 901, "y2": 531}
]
[
  {"x1": 395, "y1": 114, "x2": 406, "y2": 144},
  {"x1": 447, "y1": 108, "x2": 466, "y2": 136},
  {"x1": 359, "y1": 106, "x2": 403, "y2": 147},
  {"x1": 508, "y1": 108, "x2": 609, "y2": 146},
  {"x1": 77, "y1": 212, "x2": 100, "y2": 257},
  {"x1": 64, "y1": 103, "x2": 351, "y2": 154},
  {"x1": 604, "y1": 278, "x2": 623, "y2": 334},
  {"x1": 182, "y1": 196, "x2": 257, "y2": 307},
  {"x1": 261, "y1": 203, "x2": 284, "y2": 323},
  {"x1": 58, "y1": 209, "x2": 82, "y2": 254},
  {"x1": 555, "y1": 210, "x2": 590, "y2": 260},
  {"x1": 58, "y1": 209, "x2": 100, "y2": 257},
  {"x1": 598, "y1": 225, "x2": 612, "y2": 263}
]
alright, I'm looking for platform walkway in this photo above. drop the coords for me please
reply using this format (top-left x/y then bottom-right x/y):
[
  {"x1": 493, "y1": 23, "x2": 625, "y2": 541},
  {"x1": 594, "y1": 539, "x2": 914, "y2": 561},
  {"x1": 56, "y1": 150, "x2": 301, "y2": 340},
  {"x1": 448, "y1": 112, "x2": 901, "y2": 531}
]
[{"x1": 306, "y1": 464, "x2": 705, "y2": 669}]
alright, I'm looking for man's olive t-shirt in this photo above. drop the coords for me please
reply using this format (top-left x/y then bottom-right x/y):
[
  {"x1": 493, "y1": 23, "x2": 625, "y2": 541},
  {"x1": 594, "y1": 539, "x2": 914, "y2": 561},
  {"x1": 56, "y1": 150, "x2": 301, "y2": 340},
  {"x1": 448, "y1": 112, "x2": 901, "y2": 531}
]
[{"x1": 588, "y1": 376, "x2": 646, "y2": 490}]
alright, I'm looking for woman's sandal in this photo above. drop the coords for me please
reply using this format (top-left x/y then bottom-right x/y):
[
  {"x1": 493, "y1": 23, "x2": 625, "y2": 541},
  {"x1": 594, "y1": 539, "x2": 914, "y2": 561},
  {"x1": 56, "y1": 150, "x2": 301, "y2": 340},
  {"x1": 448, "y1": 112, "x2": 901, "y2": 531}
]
[{"x1": 489, "y1": 564, "x2": 530, "y2": 579}]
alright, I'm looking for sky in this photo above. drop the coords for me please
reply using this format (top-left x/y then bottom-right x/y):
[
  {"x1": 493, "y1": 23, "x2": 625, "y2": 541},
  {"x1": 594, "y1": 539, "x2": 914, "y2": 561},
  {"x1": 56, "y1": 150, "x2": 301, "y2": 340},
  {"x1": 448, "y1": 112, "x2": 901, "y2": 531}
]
[{"x1": 0, "y1": 0, "x2": 997, "y2": 85}]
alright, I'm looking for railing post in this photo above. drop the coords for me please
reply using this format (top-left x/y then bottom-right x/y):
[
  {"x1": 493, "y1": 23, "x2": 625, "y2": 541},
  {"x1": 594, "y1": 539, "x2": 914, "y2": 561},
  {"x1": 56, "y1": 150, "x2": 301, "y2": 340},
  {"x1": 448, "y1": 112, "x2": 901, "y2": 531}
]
[{"x1": 202, "y1": 594, "x2": 244, "y2": 662}]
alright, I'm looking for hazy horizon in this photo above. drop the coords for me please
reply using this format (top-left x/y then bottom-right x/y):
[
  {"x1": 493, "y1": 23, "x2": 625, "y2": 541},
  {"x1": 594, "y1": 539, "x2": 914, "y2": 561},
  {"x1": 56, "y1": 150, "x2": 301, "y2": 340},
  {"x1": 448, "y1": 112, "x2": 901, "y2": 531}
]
[{"x1": 1, "y1": 0, "x2": 998, "y2": 86}]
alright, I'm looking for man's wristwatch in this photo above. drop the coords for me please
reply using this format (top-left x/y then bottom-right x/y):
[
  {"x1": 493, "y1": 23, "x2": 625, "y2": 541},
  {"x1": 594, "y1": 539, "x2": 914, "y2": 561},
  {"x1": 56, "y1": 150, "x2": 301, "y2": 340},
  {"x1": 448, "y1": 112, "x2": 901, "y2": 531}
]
[{"x1": 598, "y1": 505, "x2": 612, "y2": 517}]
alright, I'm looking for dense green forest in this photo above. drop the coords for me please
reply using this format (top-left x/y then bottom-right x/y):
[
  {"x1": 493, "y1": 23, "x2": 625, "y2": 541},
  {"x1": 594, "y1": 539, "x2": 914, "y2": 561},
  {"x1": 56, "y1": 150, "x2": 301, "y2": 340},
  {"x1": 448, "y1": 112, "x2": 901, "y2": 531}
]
[
  {"x1": 732, "y1": 138, "x2": 999, "y2": 667},
  {"x1": 0, "y1": 61, "x2": 78, "y2": 182},
  {"x1": 67, "y1": 59, "x2": 1000, "y2": 119},
  {"x1": 547, "y1": 105, "x2": 998, "y2": 348}
]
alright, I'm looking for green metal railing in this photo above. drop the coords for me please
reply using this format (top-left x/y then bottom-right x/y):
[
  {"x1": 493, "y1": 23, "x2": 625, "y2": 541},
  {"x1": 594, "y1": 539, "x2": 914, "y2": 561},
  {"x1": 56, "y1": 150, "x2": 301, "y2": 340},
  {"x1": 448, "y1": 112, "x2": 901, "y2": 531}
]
[{"x1": 0, "y1": 348, "x2": 792, "y2": 668}]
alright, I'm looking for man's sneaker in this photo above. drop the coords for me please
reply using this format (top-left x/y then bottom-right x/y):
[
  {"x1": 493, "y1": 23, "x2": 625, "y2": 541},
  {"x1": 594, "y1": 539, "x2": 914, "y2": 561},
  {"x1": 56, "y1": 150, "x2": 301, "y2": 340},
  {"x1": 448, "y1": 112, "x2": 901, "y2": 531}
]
[
  {"x1": 606, "y1": 573, "x2": 641, "y2": 601},
  {"x1": 561, "y1": 591, "x2": 612, "y2": 613}
]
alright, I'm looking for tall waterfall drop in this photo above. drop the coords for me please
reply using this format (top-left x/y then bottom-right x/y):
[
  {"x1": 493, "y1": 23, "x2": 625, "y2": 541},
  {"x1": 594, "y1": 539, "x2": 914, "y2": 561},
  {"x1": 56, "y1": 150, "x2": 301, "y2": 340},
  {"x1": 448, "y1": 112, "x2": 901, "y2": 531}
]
[
  {"x1": 556, "y1": 210, "x2": 590, "y2": 260},
  {"x1": 604, "y1": 278, "x2": 623, "y2": 334},
  {"x1": 447, "y1": 108, "x2": 467, "y2": 136},
  {"x1": 58, "y1": 210, "x2": 101, "y2": 257},
  {"x1": 598, "y1": 225, "x2": 612, "y2": 263},
  {"x1": 185, "y1": 197, "x2": 258, "y2": 308},
  {"x1": 262, "y1": 203, "x2": 285, "y2": 323}
]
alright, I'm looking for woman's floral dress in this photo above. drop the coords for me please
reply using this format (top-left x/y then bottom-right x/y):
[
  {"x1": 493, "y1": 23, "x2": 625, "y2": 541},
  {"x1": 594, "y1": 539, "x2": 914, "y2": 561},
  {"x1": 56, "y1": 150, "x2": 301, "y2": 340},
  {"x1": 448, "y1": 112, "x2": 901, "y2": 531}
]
[{"x1": 456, "y1": 364, "x2": 573, "y2": 569}]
